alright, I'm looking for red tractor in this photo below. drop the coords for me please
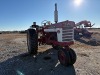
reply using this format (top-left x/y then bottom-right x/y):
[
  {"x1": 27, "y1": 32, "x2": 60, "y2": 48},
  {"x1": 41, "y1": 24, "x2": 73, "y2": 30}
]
[
  {"x1": 74, "y1": 20, "x2": 94, "y2": 40},
  {"x1": 27, "y1": 3, "x2": 76, "y2": 66}
]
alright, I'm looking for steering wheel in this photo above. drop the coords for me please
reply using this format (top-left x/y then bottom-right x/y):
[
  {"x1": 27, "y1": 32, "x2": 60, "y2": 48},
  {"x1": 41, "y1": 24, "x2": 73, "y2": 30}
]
[{"x1": 41, "y1": 20, "x2": 51, "y2": 26}]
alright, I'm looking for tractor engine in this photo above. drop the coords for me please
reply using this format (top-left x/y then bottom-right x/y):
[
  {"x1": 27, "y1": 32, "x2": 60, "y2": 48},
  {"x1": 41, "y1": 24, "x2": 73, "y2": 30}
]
[
  {"x1": 45, "y1": 21, "x2": 74, "y2": 42},
  {"x1": 38, "y1": 20, "x2": 75, "y2": 46}
]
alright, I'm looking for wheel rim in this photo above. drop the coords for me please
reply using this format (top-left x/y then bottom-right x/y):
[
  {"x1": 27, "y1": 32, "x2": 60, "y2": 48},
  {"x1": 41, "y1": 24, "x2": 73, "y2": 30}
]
[{"x1": 58, "y1": 51, "x2": 66, "y2": 65}]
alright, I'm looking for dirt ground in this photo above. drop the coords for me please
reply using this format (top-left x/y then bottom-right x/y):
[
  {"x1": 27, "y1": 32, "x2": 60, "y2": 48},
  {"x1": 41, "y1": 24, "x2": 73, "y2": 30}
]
[{"x1": 0, "y1": 30, "x2": 100, "y2": 75}]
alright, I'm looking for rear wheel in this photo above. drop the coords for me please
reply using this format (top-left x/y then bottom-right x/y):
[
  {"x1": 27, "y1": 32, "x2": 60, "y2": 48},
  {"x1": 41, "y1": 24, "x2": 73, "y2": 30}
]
[
  {"x1": 27, "y1": 29, "x2": 38, "y2": 55},
  {"x1": 58, "y1": 48, "x2": 76, "y2": 66}
]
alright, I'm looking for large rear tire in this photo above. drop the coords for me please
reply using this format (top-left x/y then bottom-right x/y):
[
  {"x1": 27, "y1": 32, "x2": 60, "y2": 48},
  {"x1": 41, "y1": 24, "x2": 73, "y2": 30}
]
[{"x1": 27, "y1": 29, "x2": 38, "y2": 55}]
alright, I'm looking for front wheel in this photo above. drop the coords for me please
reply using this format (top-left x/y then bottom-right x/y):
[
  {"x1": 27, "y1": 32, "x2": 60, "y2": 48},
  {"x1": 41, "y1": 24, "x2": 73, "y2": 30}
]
[{"x1": 58, "y1": 48, "x2": 76, "y2": 66}]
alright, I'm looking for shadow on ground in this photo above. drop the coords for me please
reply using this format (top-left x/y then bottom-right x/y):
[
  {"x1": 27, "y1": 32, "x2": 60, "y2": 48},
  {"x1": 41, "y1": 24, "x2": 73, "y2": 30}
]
[
  {"x1": 0, "y1": 48, "x2": 76, "y2": 75},
  {"x1": 76, "y1": 39, "x2": 99, "y2": 46}
]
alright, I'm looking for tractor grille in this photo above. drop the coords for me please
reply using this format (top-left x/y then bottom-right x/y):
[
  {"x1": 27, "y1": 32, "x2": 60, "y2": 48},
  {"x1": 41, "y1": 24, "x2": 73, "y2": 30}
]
[{"x1": 62, "y1": 27, "x2": 74, "y2": 42}]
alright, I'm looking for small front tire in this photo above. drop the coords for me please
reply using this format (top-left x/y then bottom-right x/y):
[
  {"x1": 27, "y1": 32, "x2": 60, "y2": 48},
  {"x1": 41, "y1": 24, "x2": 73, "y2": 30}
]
[{"x1": 58, "y1": 48, "x2": 76, "y2": 66}]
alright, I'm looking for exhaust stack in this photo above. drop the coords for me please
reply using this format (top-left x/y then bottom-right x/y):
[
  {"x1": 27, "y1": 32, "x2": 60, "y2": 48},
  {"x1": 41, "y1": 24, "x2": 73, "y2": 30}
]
[{"x1": 54, "y1": 3, "x2": 58, "y2": 23}]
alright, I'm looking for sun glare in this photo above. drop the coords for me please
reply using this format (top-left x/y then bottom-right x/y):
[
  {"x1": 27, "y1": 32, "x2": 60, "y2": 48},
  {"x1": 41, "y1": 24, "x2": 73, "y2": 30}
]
[{"x1": 74, "y1": 0, "x2": 83, "y2": 6}]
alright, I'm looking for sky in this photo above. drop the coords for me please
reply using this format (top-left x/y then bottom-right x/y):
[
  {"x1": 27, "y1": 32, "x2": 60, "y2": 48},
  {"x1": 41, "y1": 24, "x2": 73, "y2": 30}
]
[{"x1": 0, "y1": 0, "x2": 100, "y2": 31}]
